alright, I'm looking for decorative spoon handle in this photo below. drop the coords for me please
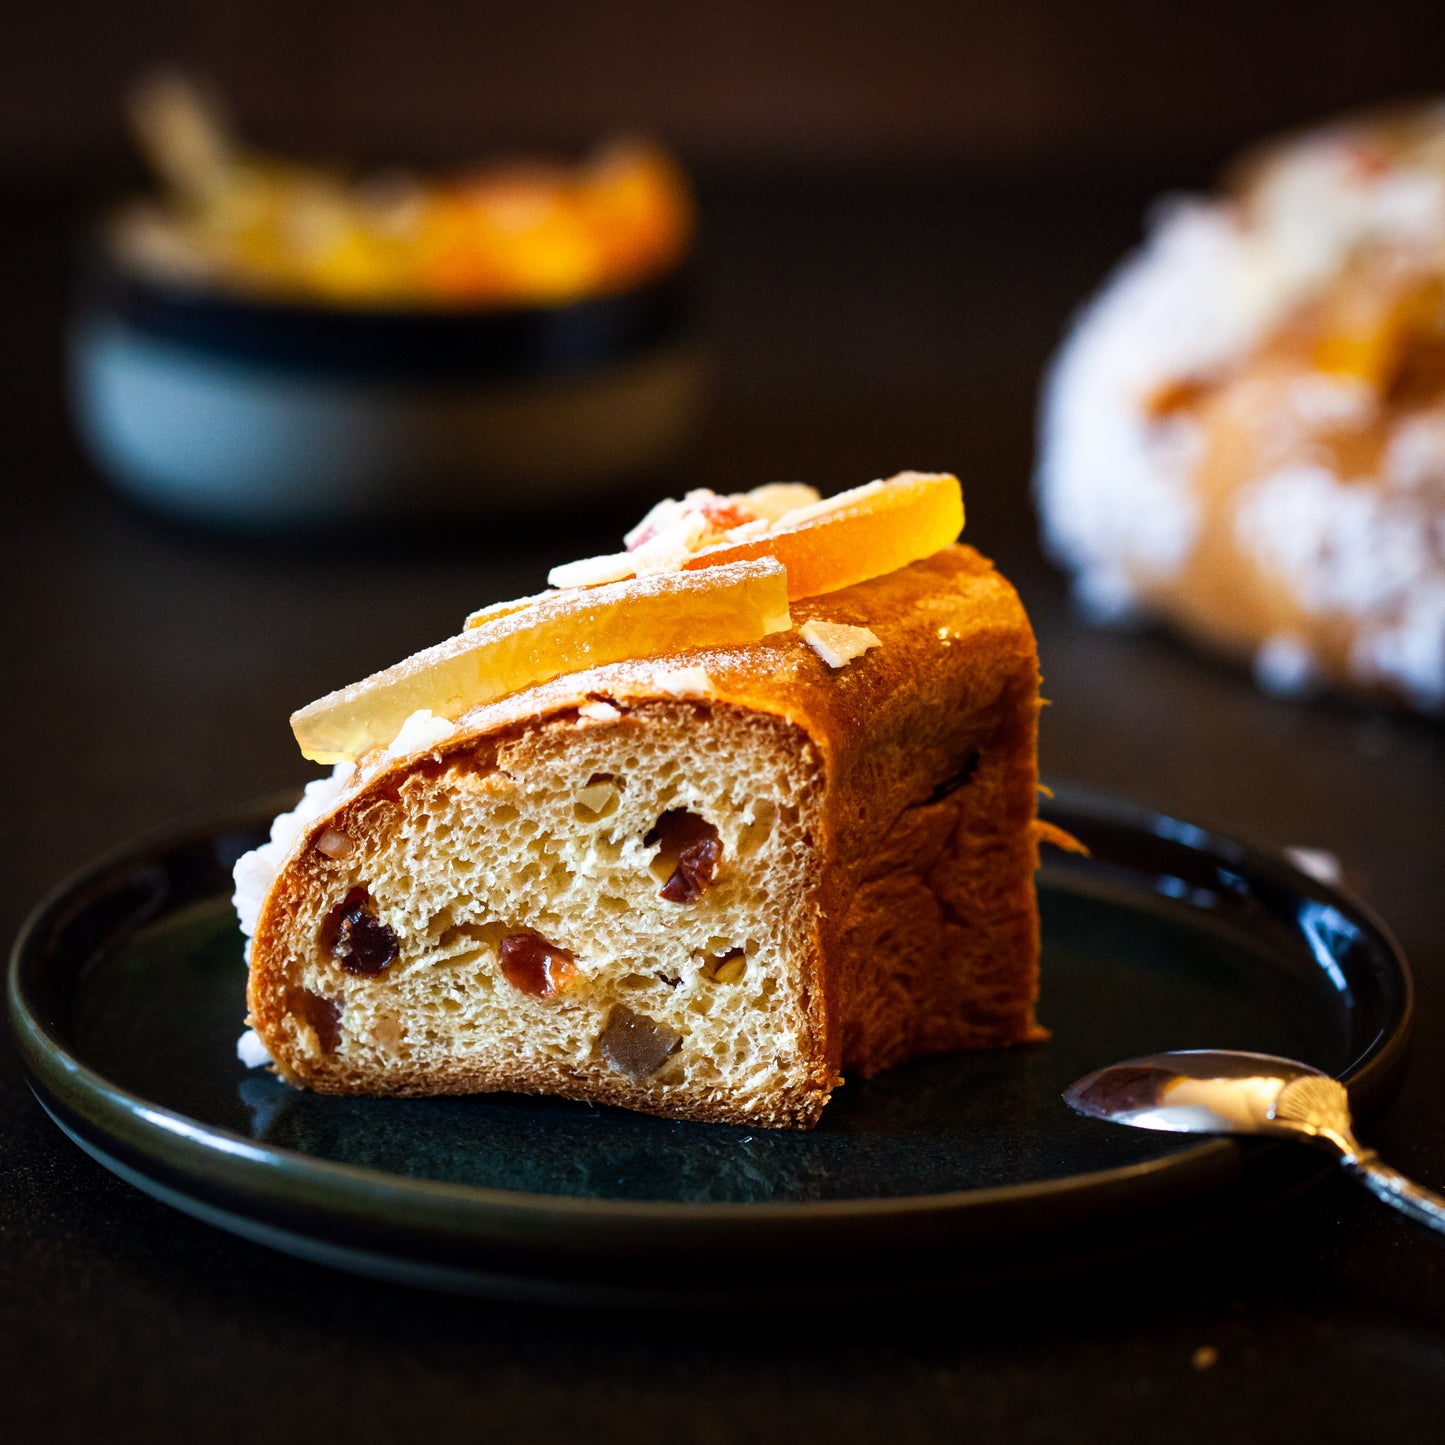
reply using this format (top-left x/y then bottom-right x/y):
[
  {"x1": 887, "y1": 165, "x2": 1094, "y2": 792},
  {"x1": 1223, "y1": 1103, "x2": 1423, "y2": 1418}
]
[{"x1": 1349, "y1": 1152, "x2": 1445, "y2": 1234}]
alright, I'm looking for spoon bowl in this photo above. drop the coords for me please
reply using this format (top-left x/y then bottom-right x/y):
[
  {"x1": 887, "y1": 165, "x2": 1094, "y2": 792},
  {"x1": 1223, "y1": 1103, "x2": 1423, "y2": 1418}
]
[
  {"x1": 1064, "y1": 1049, "x2": 1348, "y2": 1142},
  {"x1": 1065, "y1": 1048, "x2": 1445, "y2": 1235}
]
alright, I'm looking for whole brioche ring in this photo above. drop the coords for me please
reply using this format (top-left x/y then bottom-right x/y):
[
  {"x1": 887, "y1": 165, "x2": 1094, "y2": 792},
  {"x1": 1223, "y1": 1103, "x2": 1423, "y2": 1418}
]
[{"x1": 1037, "y1": 103, "x2": 1445, "y2": 714}]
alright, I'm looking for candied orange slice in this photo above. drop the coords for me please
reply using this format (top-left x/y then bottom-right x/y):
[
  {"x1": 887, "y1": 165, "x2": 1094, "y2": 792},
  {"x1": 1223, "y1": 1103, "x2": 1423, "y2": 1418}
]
[
  {"x1": 463, "y1": 589, "x2": 556, "y2": 628},
  {"x1": 680, "y1": 471, "x2": 962, "y2": 599},
  {"x1": 1313, "y1": 273, "x2": 1444, "y2": 394},
  {"x1": 291, "y1": 558, "x2": 791, "y2": 764}
]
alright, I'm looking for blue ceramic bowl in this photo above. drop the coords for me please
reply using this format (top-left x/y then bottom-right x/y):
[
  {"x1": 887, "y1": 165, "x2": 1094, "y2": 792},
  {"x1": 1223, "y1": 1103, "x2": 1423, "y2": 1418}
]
[{"x1": 70, "y1": 254, "x2": 706, "y2": 530}]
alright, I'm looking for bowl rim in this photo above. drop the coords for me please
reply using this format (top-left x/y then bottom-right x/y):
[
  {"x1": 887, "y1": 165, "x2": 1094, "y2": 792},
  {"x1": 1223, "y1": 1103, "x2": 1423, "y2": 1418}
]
[{"x1": 76, "y1": 237, "x2": 693, "y2": 379}]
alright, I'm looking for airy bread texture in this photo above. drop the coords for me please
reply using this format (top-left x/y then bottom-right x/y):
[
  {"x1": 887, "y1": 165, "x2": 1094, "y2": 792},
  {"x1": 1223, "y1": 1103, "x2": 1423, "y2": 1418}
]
[{"x1": 243, "y1": 545, "x2": 1044, "y2": 1128}]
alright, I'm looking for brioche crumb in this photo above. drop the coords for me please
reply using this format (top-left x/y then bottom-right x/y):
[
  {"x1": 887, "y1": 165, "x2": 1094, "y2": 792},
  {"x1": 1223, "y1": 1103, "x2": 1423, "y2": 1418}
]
[{"x1": 250, "y1": 704, "x2": 832, "y2": 1121}]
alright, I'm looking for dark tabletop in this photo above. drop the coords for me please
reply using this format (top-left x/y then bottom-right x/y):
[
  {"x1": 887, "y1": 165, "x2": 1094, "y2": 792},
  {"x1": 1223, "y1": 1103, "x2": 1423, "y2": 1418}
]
[{"x1": 5, "y1": 165, "x2": 1445, "y2": 1441}]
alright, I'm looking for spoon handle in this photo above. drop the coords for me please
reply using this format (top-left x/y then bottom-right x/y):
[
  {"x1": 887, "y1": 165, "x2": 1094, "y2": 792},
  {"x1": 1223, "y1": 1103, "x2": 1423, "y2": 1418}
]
[{"x1": 1349, "y1": 1152, "x2": 1445, "y2": 1234}]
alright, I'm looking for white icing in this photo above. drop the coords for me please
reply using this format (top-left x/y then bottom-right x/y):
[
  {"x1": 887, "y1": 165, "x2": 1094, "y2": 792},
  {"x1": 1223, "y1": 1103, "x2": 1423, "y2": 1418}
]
[
  {"x1": 628, "y1": 520, "x2": 708, "y2": 573},
  {"x1": 385, "y1": 708, "x2": 456, "y2": 759},
  {"x1": 1071, "y1": 567, "x2": 1145, "y2": 626},
  {"x1": 623, "y1": 493, "x2": 689, "y2": 550},
  {"x1": 236, "y1": 1028, "x2": 272, "y2": 1068},
  {"x1": 1244, "y1": 132, "x2": 1445, "y2": 299},
  {"x1": 1283, "y1": 374, "x2": 1373, "y2": 429},
  {"x1": 623, "y1": 490, "x2": 727, "y2": 568},
  {"x1": 1385, "y1": 415, "x2": 1445, "y2": 491}
]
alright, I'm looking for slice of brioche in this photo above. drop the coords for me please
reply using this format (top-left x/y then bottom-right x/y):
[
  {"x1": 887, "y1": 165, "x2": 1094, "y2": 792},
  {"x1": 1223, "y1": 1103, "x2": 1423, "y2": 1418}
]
[{"x1": 239, "y1": 544, "x2": 1044, "y2": 1128}]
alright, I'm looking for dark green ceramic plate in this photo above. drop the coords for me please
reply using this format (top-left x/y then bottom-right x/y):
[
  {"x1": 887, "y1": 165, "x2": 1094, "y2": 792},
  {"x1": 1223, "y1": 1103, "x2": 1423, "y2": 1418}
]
[{"x1": 8, "y1": 786, "x2": 1412, "y2": 1304}]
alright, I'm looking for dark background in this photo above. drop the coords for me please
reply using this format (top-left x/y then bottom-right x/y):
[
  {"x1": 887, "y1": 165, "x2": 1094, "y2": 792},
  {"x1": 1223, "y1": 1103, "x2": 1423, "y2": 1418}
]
[
  {"x1": 6, "y1": 0, "x2": 1445, "y2": 177},
  {"x1": 5, "y1": 3, "x2": 1445, "y2": 1440}
]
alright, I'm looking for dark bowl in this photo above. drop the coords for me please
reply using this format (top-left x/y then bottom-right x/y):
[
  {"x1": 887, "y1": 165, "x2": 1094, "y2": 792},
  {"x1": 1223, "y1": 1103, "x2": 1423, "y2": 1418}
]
[{"x1": 69, "y1": 250, "x2": 708, "y2": 531}]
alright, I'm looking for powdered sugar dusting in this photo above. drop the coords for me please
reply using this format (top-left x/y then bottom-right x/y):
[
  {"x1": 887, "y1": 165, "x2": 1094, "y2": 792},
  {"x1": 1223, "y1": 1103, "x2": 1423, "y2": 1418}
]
[
  {"x1": 1234, "y1": 465, "x2": 1433, "y2": 616},
  {"x1": 1037, "y1": 202, "x2": 1240, "y2": 602},
  {"x1": 1352, "y1": 579, "x2": 1445, "y2": 710}
]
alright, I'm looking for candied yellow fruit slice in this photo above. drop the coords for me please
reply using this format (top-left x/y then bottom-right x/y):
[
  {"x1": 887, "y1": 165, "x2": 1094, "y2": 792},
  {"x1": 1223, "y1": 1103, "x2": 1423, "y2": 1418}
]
[
  {"x1": 1312, "y1": 273, "x2": 1444, "y2": 394},
  {"x1": 463, "y1": 589, "x2": 556, "y2": 628},
  {"x1": 291, "y1": 558, "x2": 792, "y2": 764},
  {"x1": 680, "y1": 471, "x2": 963, "y2": 599}
]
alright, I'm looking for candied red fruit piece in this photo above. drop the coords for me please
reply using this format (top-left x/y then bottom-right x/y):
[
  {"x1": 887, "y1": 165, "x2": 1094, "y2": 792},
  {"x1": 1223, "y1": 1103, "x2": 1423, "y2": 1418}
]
[
  {"x1": 660, "y1": 836, "x2": 720, "y2": 902},
  {"x1": 645, "y1": 810, "x2": 722, "y2": 903},
  {"x1": 321, "y1": 886, "x2": 400, "y2": 977},
  {"x1": 499, "y1": 931, "x2": 577, "y2": 997}
]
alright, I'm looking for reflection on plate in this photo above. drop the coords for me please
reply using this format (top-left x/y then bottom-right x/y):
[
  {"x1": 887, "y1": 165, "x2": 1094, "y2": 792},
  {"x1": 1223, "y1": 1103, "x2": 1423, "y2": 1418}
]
[{"x1": 8, "y1": 787, "x2": 1412, "y2": 1303}]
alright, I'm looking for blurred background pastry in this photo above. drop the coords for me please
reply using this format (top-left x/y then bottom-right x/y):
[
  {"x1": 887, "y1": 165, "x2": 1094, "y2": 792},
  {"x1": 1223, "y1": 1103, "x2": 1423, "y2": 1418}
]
[
  {"x1": 108, "y1": 72, "x2": 692, "y2": 309},
  {"x1": 1037, "y1": 102, "x2": 1445, "y2": 714}
]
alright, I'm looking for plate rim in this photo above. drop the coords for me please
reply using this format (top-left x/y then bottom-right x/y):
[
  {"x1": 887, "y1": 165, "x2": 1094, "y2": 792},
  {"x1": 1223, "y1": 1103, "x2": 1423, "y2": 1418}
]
[{"x1": 7, "y1": 784, "x2": 1415, "y2": 1250}]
